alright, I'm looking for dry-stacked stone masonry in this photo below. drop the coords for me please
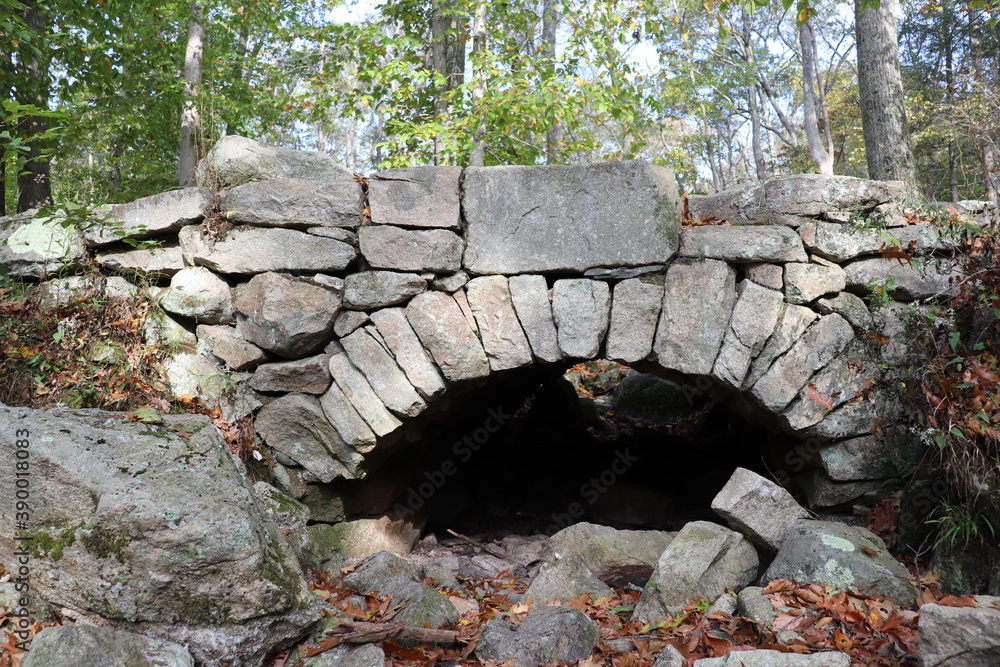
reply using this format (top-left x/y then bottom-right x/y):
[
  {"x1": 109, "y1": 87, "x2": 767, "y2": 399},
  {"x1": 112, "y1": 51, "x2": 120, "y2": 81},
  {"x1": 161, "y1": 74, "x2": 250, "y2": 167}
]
[{"x1": 2, "y1": 136, "x2": 962, "y2": 517}]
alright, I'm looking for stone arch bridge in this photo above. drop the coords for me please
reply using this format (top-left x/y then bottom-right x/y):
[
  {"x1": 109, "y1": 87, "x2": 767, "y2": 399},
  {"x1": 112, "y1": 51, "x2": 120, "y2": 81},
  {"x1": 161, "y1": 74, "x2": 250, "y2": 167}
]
[{"x1": 2, "y1": 136, "x2": 958, "y2": 510}]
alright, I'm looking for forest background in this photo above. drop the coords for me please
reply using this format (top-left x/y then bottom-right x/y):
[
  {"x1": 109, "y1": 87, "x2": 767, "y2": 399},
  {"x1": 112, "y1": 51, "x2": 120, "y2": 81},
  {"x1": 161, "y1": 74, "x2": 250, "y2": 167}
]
[{"x1": 1, "y1": 0, "x2": 997, "y2": 217}]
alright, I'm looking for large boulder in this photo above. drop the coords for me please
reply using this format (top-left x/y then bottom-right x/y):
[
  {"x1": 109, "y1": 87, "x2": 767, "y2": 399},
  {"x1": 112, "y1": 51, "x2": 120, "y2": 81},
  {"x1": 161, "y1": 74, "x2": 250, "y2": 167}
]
[
  {"x1": 475, "y1": 605, "x2": 599, "y2": 667},
  {"x1": 542, "y1": 522, "x2": 674, "y2": 587},
  {"x1": 764, "y1": 519, "x2": 916, "y2": 605},
  {"x1": 633, "y1": 521, "x2": 758, "y2": 622},
  {"x1": 0, "y1": 407, "x2": 321, "y2": 667},
  {"x1": 22, "y1": 626, "x2": 195, "y2": 667},
  {"x1": 463, "y1": 160, "x2": 681, "y2": 274},
  {"x1": 711, "y1": 467, "x2": 808, "y2": 551},
  {"x1": 234, "y1": 272, "x2": 341, "y2": 358},
  {"x1": 693, "y1": 650, "x2": 850, "y2": 667},
  {"x1": 0, "y1": 211, "x2": 86, "y2": 278},
  {"x1": 521, "y1": 556, "x2": 614, "y2": 604},
  {"x1": 918, "y1": 596, "x2": 1000, "y2": 667},
  {"x1": 196, "y1": 135, "x2": 355, "y2": 187}
]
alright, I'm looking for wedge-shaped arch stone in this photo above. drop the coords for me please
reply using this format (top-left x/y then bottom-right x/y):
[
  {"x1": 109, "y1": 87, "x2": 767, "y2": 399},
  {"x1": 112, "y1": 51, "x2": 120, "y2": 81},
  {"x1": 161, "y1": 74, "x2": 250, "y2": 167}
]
[
  {"x1": 778, "y1": 341, "x2": 871, "y2": 432},
  {"x1": 743, "y1": 304, "x2": 817, "y2": 389},
  {"x1": 751, "y1": 313, "x2": 855, "y2": 413},
  {"x1": 369, "y1": 308, "x2": 447, "y2": 399},
  {"x1": 328, "y1": 353, "x2": 403, "y2": 438},
  {"x1": 711, "y1": 280, "x2": 784, "y2": 389},
  {"x1": 606, "y1": 276, "x2": 664, "y2": 364},
  {"x1": 320, "y1": 381, "x2": 378, "y2": 452},
  {"x1": 466, "y1": 275, "x2": 533, "y2": 371},
  {"x1": 340, "y1": 328, "x2": 427, "y2": 418},
  {"x1": 508, "y1": 274, "x2": 562, "y2": 363},
  {"x1": 653, "y1": 259, "x2": 736, "y2": 376},
  {"x1": 255, "y1": 393, "x2": 364, "y2": 482},
  {"x1": 405, "y1": 291, "x2": 490, "y2": 382},
  {"x1": 552, "y1": 279, "x2": 611, "y2": 359},
  {"x1": 463, "y1": 160, "x2": 681, "y2": 274}
]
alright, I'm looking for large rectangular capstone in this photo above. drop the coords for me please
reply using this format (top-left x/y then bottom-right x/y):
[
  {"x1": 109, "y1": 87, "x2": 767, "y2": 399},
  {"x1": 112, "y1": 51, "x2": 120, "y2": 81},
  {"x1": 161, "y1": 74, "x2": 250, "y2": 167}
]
[{"x1": 462, "y1": 161, "x2": 681, "y2": 274}]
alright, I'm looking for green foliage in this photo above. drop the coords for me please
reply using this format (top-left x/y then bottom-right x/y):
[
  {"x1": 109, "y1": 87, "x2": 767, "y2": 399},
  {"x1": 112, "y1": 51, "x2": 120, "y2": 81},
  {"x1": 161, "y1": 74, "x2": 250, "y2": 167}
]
[
  {"x1": 927, "y1": 500, "x2": 997, "y2": 550},
  {"x1": 863, "y1": 274, "x2": 896, "y2": 311}
]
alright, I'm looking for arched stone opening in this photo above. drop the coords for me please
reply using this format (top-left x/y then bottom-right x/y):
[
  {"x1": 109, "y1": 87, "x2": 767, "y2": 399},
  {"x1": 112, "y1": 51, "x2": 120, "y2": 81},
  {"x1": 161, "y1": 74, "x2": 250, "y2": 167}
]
[{"x1": 326, "y1": 357, "x2": 811, "y2": 542}]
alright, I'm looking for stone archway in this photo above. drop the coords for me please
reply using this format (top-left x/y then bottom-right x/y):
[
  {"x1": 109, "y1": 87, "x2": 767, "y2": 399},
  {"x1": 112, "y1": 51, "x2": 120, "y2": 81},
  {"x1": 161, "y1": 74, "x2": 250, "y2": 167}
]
[{"x1": 244, "y1": 158, "x2": 921, "y2": 522}]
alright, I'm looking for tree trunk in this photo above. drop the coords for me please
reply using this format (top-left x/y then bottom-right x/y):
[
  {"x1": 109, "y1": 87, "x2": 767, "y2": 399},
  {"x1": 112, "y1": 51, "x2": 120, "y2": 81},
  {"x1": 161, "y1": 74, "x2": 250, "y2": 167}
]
[
  {"x1": 969, "y1": 8, "x2": 998, "y2": 208},
  {"x1": 16, "y1": 0, "x2": 52, "y2": 212},
  {"x1": 346, "y1": 114, "x2": 358, "y2": 173},
  {"x1": 748, "y1": 84, "x2": 766, "y2": 180},
  {"x1": 179, "y1": 1, "x2": 206, "y2": 186},
  {"x1": 706, "y1": 138, "x2": 721, "y2": 193},
  {"x1": 740, "y1": 9, "x2": 765, "y2": 180},
  {"x1": 468, "y1": 0, "x2": 488, "y2": 167},
  {"x1": 431, "y1": 0, "x2": 466, "y2": 164},
  {"x1": 542, "y1": 0, "x2": 561, "y2": 163},
  {"x1": 800, "y1": 22, "x2": 834, "y2": 175},
  {"x1": 854, "y1": 0, "x2": 919, "y2": 192},
  {"x1": 226, "y1": 23, "x2": 250, "y2": 137},
  {"x1": 1, "y1": 43, "x2": 9, "y2": 217}
]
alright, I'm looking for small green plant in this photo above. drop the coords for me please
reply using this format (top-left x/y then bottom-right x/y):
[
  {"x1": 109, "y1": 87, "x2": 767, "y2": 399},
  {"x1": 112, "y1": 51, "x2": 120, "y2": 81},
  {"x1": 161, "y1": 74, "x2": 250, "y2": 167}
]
[
  {"x1": 926, "y1": 500, "x2": 997, "y2": 550},
  {"x1": 863, "y1": 275, "x2": 897, "y2": 311}
]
